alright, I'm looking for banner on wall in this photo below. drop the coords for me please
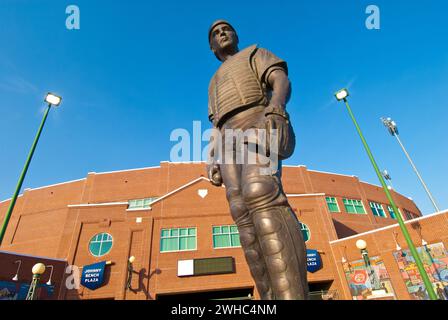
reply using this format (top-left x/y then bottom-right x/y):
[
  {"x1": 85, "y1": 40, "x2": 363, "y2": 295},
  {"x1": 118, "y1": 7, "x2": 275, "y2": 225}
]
[
  {"x1": 393, "y1": 242, "x2": 448, "y2": 300},
  {"x1": 81, "y1": 261, "x2": 107, "y2": 290},
  {"x1": 306, "y1": 249, "x2": 322, "y2": 273}
]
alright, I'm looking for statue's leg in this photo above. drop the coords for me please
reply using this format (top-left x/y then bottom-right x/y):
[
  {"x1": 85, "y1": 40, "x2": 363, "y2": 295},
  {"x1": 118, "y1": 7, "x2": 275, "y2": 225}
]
[
  {"x1": 220, "y1": 163, "x2": 274, "y2": 300},
  {"x1": 241, "y1": 163, "x2": 309, "y2": 300}
]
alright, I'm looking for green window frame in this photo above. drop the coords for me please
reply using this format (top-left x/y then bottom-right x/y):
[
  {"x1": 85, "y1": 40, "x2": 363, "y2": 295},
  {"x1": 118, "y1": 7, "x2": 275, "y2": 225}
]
[
  {"x1": 160, "y1": 227, "x2": 197, "y2": 252},
  {"x1": 387, "y1": 206, "x2": 398, "y2": 220},
  {"x1": 128, "y1": 197, "x2": 158, "y2": 210},
  {"x1": 326, "y1": 197, "x2": 340, "y2": 213},
  {"x1": 299, "y1": 222, "x2": 310, "y2": 242},
  {"x1": 343, "y1": 198, "x2": 366, "y2": 214},
  {"x1": 89, "y1": 233, "x2": 113, "y2": 257},
  {"x1": 212, "y1": 225, "x2": 241, "y2": 249},
  {"x1": 369, "y1": 201, "x2": 386, "y2": 218},
  {"x1": 403, "y1": 209, "x2": 414, "y2": 221}
]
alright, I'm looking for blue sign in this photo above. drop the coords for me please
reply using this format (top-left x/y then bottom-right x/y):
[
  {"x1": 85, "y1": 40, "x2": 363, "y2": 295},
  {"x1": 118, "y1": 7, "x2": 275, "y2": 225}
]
[
  {"x1": 306, "y1": 249, "x2": 322, "y2": 273},
  {"x1": 81, "y1": 261, "x2": 107, "y2": 290}
]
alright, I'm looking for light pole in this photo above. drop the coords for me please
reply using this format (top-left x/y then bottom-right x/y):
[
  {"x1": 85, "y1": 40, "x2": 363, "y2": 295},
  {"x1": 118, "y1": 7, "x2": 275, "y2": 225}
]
[
  {"x1": 26, "y1": 263, "x2": 46, "y2": 300},
  {"x1": 0, "y1": 93, "x2": 62, "y2": 245},
  {"x1": 334, "y1": 88, "x2": 438, "y2": 300},
  {"x1": 381, "y1": 117, "x2": 440, "y2": 212},
  {"x1": 126, "y1": 256, "x2": 136, "y2": 290},
  {"x1": 355, "y1": 240, "x2": 381, "y2": 291}
]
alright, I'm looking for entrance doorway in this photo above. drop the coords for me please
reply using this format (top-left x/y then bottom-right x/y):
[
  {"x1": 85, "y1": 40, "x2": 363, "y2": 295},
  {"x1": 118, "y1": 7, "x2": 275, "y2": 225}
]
[{"x1": 308, "y1": 281, "x2": 338, "y2": 300}]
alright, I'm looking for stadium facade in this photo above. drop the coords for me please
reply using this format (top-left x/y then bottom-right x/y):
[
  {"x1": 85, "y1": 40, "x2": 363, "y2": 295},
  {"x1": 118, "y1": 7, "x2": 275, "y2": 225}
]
[{"x1": 0, "y1": 162, "x2": 447, "y2": 300}]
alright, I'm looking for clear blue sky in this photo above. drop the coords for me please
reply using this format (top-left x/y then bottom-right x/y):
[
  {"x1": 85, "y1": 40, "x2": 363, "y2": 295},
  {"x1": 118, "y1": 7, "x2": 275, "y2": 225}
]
[{"x1": 0, "y1": 0, "x2": 447, "y2": 215}]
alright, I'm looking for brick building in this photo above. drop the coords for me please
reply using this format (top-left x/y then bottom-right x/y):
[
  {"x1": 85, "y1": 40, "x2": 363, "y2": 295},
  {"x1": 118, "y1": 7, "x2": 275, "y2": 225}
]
[{"x1": 0, "y1": 162, "x2": 447, "y2": 300}]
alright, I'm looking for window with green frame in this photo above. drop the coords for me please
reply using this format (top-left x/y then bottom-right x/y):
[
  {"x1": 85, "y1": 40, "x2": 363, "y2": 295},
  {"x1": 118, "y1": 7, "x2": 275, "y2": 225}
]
[
  {"x1": 369, "y1": 201, "x2": 387, "y2": 218},
  {"x1": 325, "y1": 197, "x2": 340, "y2": 213},
  {"x1": 128, "y1": 197, "x2": 158, "y2": 210},
  {"x1": 89, "y1": 233, "x2": 113, "y2": 257},
  {"x1": 212, "y1": 225, "x2": 241, "y2": 248},
  {"x1": 387, "y1": 206, "x2": 398, "y2": 220},
  {"x1": 299, "y1": 222, "x2": 310, "y2": 242},
  {"x1": 343, "y1": 198, "x2": 366, "y2": 214},
  {"x1": 403, "y1": 209, "x2": 415, "y2": 221},
  {"x1": 160, "y1": 227, "x2": 196, "y2": 252}
]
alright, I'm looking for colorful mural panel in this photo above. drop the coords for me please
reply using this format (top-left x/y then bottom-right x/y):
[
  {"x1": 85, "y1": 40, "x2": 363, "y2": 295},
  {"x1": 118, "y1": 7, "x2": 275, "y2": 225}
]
[
  {"x1": 343, "y1": 256, "x2": 396, "y2": 300},
  {"x1": 393, "y1": 242, "x2": 448, "y2": 300}
]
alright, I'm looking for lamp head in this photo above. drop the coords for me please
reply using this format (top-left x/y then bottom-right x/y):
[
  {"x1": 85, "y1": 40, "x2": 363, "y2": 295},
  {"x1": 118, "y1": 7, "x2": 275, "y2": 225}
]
[
  {"x1": 128, "y1": 256, "x2": 136, "y2": 264},
  {"x1": 381, "y1": 117, "x2": 399, "y2": 136},
  {"x1": 356, "y1": 239, "x2": 367, "y2": 250},
  {"x1": 335, "y1": 88, "x2": 349, "y2": 101},
  {"x1": 32, "y1": 263, "x2": 46, "y2": 275},
  {"x1": 45, "y1": 93, "x2": 62, "y2": 106},
  {"x1": 12, "y1": 274, "x2": 18, "y2": 281}
]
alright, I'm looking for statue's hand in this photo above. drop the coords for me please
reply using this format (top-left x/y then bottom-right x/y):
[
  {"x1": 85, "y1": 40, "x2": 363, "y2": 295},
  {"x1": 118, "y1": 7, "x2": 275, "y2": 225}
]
[
  {"x1": 264, "y1": 106, "x2": 295, "y2": 160},
  {"x1": 207, "y1": 163, "x2": 223, "y2": 187}
]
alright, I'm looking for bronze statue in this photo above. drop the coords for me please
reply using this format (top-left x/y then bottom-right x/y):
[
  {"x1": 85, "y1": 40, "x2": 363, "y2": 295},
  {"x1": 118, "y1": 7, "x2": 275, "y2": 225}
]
[{"x1": 206, "y1": 20, "x2": 308, "y2": 300}]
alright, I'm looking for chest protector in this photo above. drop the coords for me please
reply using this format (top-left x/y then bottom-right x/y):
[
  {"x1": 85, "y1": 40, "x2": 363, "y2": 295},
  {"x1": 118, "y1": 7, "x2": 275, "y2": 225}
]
[{"x1": 208, "y1": 45, "x2": 267, "y2": 127}]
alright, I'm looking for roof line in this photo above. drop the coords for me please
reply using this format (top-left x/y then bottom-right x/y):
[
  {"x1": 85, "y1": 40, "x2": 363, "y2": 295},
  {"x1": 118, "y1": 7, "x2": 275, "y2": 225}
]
[
  {"x1": 0, "y1": 178, "x2": 88, "y2": 204},
  {"x1": 26, "y1": 178, "x2": 87, "y2": 192},
  {"x1": 307, "y1": 169, "x2": 357, "y2": 179},
  {"x1": 0, "y1": 194, "x2": 23, "y2": 205},
  {"x1": 94, "y1": 165, "x2": 161, "y2": 175},
  {"x1": 329, "y1": 209, "x2": 448, "y2": 244},
  {"x1": 282, "y1": 165, "x2": 307, "y2": 168}
]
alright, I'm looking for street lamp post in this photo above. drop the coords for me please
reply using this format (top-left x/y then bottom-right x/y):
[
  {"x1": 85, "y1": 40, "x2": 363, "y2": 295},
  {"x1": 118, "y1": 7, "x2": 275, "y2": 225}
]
[
  {"x1": 0, "y1": 93, "x2": 62, "y2": 245},
  {"x1": 334, "y1": 88, "x2": 438, "y2": 300},
  {"x1": 26, "y1": 263, "x2": 46, "y2": 300},
  {"x1": 355, "y1": 240, "x2": 381, "y2": 291},
  {"x1": 126, "y1": 256, "x2": 136, "y2": 290},
  {"x1": 381, "y1": 117, "x2": 440, "y2": 212}
]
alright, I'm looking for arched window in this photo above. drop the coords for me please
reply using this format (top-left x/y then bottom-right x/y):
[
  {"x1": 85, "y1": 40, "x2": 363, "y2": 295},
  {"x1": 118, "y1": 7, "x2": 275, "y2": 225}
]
[
  {"x1": 299, "y1": 223, "x2": 310, "y2": 242},
  {"x1": 89, "y1": 233, "x2": 113, "y2": 257}
]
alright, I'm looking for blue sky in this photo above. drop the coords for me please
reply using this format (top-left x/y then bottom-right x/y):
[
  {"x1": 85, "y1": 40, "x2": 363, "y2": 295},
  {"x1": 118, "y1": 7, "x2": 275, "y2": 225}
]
[{"x1": 0, "y1": 0, "x2": 447, "y2": 215}]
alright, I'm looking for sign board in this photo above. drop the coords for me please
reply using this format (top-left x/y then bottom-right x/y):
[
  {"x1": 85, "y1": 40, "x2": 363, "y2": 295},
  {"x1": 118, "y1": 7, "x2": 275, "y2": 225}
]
[
  {"x1": 306, "y1": 249, "x2": 322, "y2": 273},
  {"x1": 178, "y1": 257, "x2": 235, "y2": 277},
  {"x1": 81, "y1": 261, "x2": 107, "y2": 290}
]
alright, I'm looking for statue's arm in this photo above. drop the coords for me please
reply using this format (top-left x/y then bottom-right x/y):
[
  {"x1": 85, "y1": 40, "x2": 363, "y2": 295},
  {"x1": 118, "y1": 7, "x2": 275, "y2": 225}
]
[
  {"x1": 266, "y1": 69, "x2": 291, "y2": 110},
  {"x1": 206, "y1": 126, "x2": 223, "y2": 187}
]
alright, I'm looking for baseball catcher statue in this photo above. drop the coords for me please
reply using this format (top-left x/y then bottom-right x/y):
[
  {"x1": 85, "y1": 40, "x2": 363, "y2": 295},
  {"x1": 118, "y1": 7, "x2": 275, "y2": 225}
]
[{"x1": 206, "y1": 20, "x2": 308, "y2": 300}]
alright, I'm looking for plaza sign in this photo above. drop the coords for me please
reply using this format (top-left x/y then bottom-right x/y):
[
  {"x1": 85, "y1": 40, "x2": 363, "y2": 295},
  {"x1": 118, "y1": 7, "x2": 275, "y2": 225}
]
[
  {"x1": 81, "y1": 261, "x2": 107, "y2": 290},
  {"x1": 306, "y1": 249, "x2": 322, "y2": 273}
]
